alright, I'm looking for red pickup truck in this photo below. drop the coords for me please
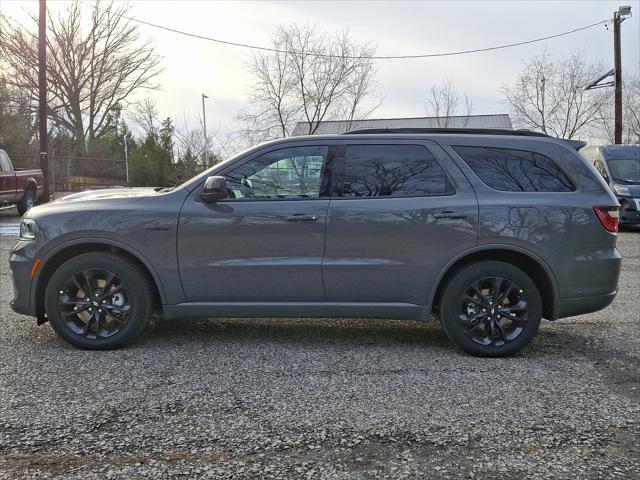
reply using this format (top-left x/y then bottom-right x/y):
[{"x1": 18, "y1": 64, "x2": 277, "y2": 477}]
[{"x1": 0, "y1": 149, "x2": 44, "y2": 215}]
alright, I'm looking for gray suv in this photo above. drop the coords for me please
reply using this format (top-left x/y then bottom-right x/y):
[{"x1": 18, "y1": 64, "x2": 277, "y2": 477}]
[{"x1": 9, "y1": 129, "x2": 622, "y2": 356}]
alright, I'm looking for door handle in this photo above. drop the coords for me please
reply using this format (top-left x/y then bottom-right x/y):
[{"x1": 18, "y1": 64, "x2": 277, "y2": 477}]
[
  {"x1": 285, "y1": 214, "x2": 319, "y2": 222},
  {"x1": 434, "y1": 211, "x2": 467, "y2": 220}
]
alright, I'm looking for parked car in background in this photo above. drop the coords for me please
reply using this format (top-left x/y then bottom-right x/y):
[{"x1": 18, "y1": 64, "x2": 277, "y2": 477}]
[
  {"x1": 9, "y1": 128, "x2": 621, "y2": 357},
  {"x1": 0, "y1": 149, "x2": 44, "y2": 215},
  {"x1": 582, "y1": 144, "x2": 640, "y2": 226}
]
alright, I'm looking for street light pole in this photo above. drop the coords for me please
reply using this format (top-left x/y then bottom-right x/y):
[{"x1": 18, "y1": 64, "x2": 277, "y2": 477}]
[
  {"x1": 124, "y1": 134, "x2": 129, "y2": 186},
  {"x1": 38, "y1": 0, "x2": 50, "y2": 203},
  {"x1": 202, "y1": 93, "x2": 209, "y2": 167}
]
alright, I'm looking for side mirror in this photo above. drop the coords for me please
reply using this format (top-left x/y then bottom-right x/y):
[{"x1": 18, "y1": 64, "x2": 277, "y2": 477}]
[{"x1": 200, "y1": 176, "x2": 228, "y2": 203}]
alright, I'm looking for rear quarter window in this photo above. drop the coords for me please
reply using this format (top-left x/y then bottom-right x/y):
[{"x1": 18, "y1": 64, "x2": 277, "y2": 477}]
[{"x1": 453, "y1": 146, "x2": 575, "y2": 192}]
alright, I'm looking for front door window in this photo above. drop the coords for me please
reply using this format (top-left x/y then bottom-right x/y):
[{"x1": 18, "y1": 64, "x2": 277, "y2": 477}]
[{"x1": 225, "y1": 146, "x2": 329, "y2": 199}]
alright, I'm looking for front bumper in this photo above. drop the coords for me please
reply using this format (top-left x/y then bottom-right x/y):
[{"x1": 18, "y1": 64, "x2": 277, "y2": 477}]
[
  {"x1": 9, "y1": 240, "x2": 39, "y2": 318},
  {"x1": 617, "y1": 196, "x2": 640, "y2": 225}
]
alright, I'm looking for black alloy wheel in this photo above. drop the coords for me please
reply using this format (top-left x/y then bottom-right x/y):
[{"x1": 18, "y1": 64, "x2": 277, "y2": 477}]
[
  {"x1": 439, "y1": 261, "x2": 542, "y2": 357},
  {"x1": 57, "y1": 268, "x2": 132, "y2": 339},
  {"x1": 45, "y1": 252, "x2": 153, "y2": 349},
  {"x1": 457, "y1": 276, "x2": 528, "y2": 347}
]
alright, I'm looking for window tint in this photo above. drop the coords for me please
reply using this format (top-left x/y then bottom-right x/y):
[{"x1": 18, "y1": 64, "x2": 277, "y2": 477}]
[
  {"x1": 453, "y1": 146, "x2": 574, "y2": 192},
  {"x1": 225, "y1": 146, "x2": 328, "y2": 199},
  {"x1": 339, "y1": 145, "x2": 451, "y2": 197}
]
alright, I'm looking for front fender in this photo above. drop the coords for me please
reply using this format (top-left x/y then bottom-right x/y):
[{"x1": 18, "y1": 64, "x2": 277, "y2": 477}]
[{"x1": 30, "y1": 236, "x2": 171, "y2": 314}]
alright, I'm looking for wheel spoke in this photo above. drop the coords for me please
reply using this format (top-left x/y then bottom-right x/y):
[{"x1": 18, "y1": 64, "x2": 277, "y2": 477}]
[
  {"x1": 103, "y1": 272, "x2": 117, "y2": 293},
  {"x1": 72, "y1": 275, "x2": 87, "y2": 295},
  {"x1": 490, "y1": 277, "x2": 504, "y2": 297},
  {"x1": 495, "y1": 320, "x2": 508, "y2": 343},
  {"x1": 105, "y1": 311, "x2": 124, "y2": 325},
  {"x1": 501, "y1": 300, "x2": 528, "y2": 313},
  {"x1": 461, "y1": 312, "x2": 486, "y2": 333},
  {"x1": 81, "y1": 270, "x2": 94, "y2": 294},
  {"x1": 88, "y1": 310, "x2": 102, "y2": 336},
  {"x1": 504, "y1": 312, "x2": 528, "y2": 323},
  {"x1": 62, "y1": 305, "x2": 90, "y2": 317},
  {"x1": 59, "y1": 296, "x2": 90, "y2": 306},
  {"x1": 465, "y1": 320, "x2": 485, "y2": 334},
  {"x1": 79, "y1": 313, "x2": 93, "y2": 337},
  {"x1": 103, "y1": 303, "x2": 131, "y2": 314},
  {"x1": 498, "y1": 280, "x2": 515, "y2": 303},
  {"x1": 469, "y1": 281, "x2": 483, "y2": 298}
]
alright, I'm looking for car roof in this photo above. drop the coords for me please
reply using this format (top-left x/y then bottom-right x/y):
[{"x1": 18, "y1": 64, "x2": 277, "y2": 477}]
[
  {"x1": 289, "y1": 129, "x2": 586, "y2": 151},
  {"x1": 599, "y1": 144, "x2": 640, "y2": 160}
]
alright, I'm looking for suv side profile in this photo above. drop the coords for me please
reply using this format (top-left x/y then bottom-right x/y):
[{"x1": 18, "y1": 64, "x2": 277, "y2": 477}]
[{"x1": 9, "y1": 129, "x2": 621, "y2": 357}]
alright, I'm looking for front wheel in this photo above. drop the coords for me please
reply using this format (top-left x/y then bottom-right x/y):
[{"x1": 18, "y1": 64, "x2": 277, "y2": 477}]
[
  {"x1": 45, "y1": 252, "x2": 154, "y2": 349},
  {"x1": 439, "y1": 261, "x2": 542, "y2": 357}
]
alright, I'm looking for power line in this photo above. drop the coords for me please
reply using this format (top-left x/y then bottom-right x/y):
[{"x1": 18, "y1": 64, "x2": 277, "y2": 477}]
[{"x1": 117, "y1": 12, "x2": 607, "y2": 60}]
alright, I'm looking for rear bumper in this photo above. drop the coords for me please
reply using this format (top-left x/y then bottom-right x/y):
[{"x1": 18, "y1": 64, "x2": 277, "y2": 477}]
[{"x1": 555, "y1": 291, "x2": 617, "y2": 319}]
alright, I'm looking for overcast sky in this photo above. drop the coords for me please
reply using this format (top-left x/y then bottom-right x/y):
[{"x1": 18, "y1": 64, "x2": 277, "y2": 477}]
[{"x1": 4, "y1": 0, "x2": 640, "y2": 137}]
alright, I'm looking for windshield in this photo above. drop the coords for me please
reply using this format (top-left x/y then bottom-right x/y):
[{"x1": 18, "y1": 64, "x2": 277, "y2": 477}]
[{"x1": 607, "y1": 158, "x2": 640, "y2": 184}]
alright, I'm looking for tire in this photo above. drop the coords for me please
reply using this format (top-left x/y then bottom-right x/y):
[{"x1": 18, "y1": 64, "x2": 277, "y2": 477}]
[
  {"x1": 17, "y1": 188, "x2": 36, "y2": 216},
  {"x1": 45, "y1": 252, "x2": 153, "y2": 350},
  {"x1": 439, "y1": 261, "x2": 542, "y2": 357}
]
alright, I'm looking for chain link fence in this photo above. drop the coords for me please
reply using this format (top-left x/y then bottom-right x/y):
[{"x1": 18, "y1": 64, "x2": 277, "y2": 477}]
[{"x1": 9, "y1": 154, "x2": 209, "y2": 196}]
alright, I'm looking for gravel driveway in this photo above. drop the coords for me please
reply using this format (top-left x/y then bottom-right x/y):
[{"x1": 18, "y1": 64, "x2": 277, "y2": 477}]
[{"x1": 0, "y1": 213, "x2": 638, "y2": 479}]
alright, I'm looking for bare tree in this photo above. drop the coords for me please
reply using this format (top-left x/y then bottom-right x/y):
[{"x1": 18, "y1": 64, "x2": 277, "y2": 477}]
[
  {"x1": 239, "y1": 24, "x2": 379, "y2": 139},
  {"x1": 0, "y1": 1, "x2": 162, "y2": 152},
  {"x1": 171, "y1": 113, "x2": 226, "y2": 166},
  {"x1": 425, "y1": 79, "x2": 473, "y2": 127},
  {"x1": 625, "y1": 74, "x2": 640, "y2": 144},
  {"x1": 594, "y1": 74, "x2": 640, "y2": 144},
  {"x1": 502, "y1": 51, "x2": 608, "y2": 139},
  {"x1": 130, "y1": 97, "x2": 160, "y2": 137}
]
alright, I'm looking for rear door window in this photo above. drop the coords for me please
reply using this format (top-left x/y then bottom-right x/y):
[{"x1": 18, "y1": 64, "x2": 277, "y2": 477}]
[
  {"x1": 337, "y1": 144, "x2": 452, "y2": 197},
  {"x1": 453, "y1": 146, "x2": 574, "y2": 192}
]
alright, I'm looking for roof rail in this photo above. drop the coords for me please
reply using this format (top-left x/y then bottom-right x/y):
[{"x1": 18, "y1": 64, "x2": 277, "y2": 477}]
[{"x1": 340, "y1": 127, "x2": 551, "y2": 137}]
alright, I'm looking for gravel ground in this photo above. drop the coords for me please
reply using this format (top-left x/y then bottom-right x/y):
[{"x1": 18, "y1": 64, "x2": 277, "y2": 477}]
[{"x1": 0, "y1": 212, "x2": 638, "y2": 479}]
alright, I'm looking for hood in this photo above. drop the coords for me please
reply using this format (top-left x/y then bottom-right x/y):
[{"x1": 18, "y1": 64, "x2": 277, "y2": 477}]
[
  {"x1": 54, "y1": 187, "x2": 160, "y2": 203},
  {"x1": 615, "y1": 183, "x2": 640, "y2": 197}
]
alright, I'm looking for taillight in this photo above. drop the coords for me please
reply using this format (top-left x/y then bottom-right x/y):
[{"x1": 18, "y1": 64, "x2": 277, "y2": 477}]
[{"x1": 593, "y1": 205, "x2": 620, "y2": 233}]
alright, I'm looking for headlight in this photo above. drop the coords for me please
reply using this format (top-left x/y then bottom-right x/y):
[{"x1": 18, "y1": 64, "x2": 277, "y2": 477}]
[
  {"x1": 612, "y1": 183, "x2": 630, "y2": 196},
  {"x1": 19, "y1": 218, "x2": 40, "y2": 240}
]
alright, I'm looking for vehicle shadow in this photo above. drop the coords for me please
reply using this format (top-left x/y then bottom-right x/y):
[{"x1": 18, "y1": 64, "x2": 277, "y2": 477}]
[{"x1": 136, "y1": 316, "x2": 455, "y2": 350}]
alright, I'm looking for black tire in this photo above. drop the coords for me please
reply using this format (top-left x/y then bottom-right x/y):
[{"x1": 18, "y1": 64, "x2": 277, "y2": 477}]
[
  {"x1": 17, "y1": 188, "x2": 36, "y2": 216},
  {"x1": 45, "y1": 252, "x2": 153, "y2": 350},
  {"x1": 439, "y1": 261, "x2": 542, "y2": 357}
]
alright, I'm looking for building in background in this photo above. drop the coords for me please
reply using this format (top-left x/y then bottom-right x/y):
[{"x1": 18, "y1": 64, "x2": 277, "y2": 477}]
[{"x1": 291, "y1": 114, "x2": 513, "y2": 136}]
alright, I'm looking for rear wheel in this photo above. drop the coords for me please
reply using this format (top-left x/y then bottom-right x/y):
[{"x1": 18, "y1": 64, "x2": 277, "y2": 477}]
[
  {"x1": 17, "y1": 188, "x2": 36, "y2": 216},
  {"x1": 45, "y1": 252, "x2": 153, "y2": 349},
  {"x1": 439, "y1": 261, "x2": 542, "y2": 357}
]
